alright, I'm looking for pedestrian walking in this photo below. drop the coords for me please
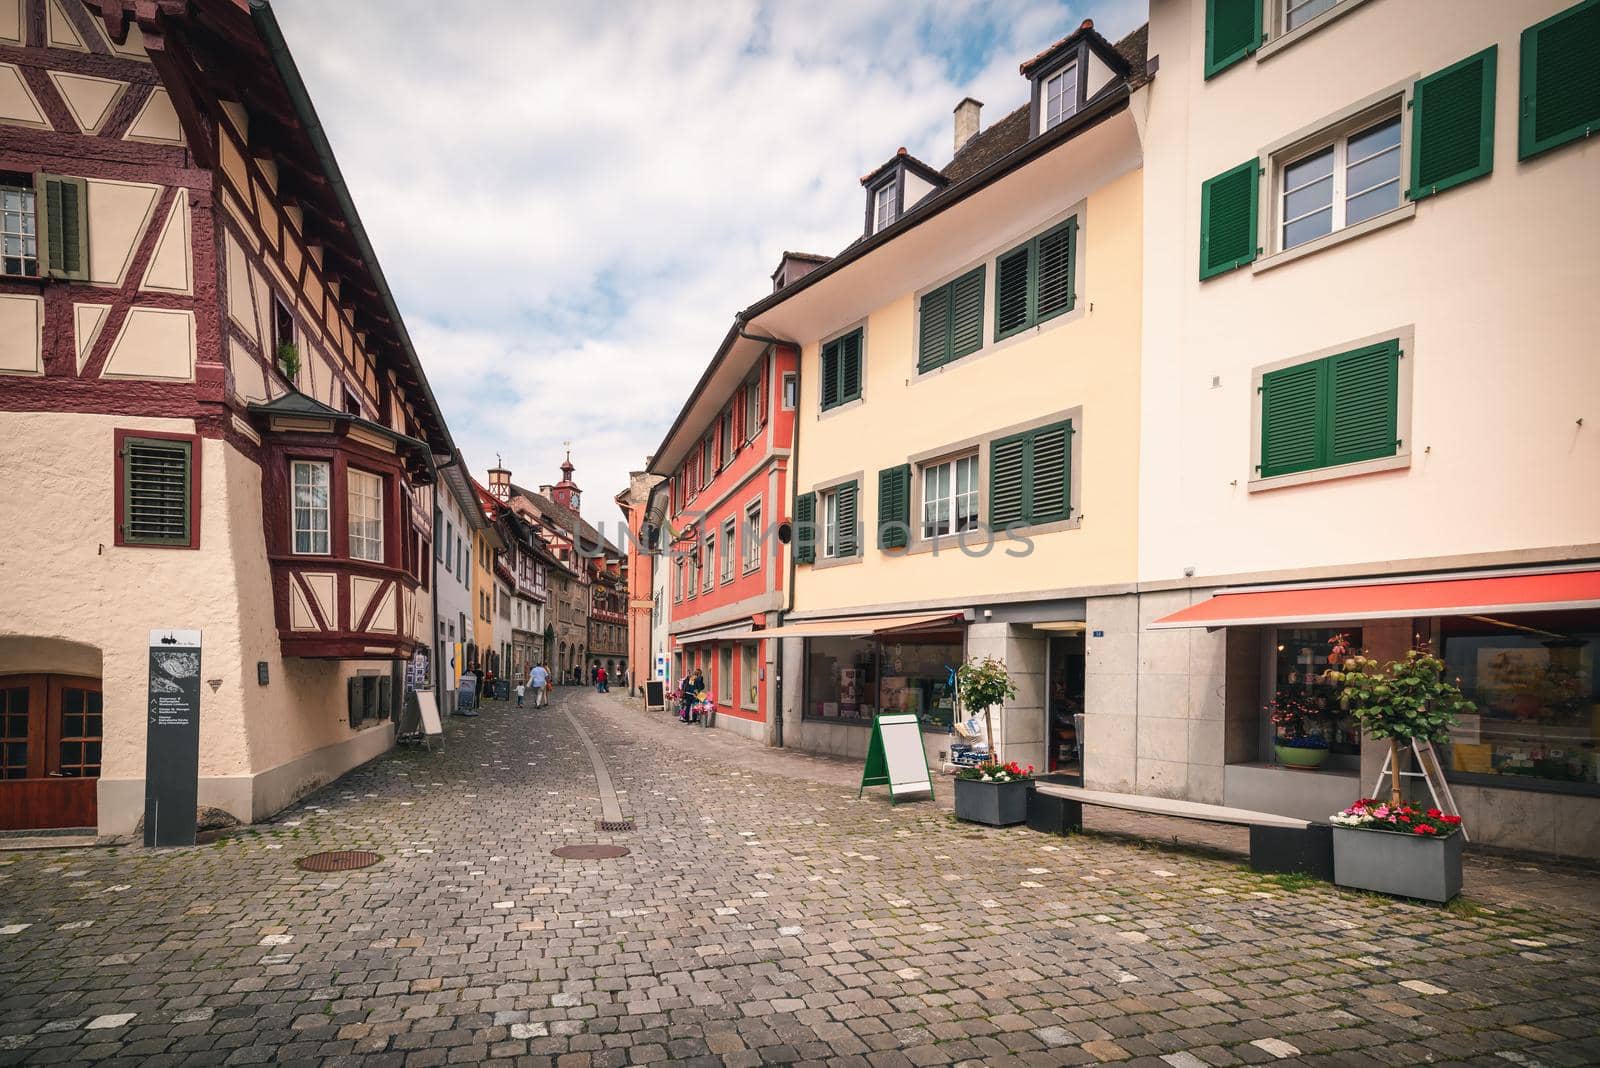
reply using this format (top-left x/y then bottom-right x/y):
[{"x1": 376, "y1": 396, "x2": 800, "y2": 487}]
[
  {"x1": 679, "y1": 667, "x2": 706, "y2": 723},
  {"x1": 596, "y1": 665, "x2": 608, "y2": 693},
  {"x1": 530, "y1": 662, "x2": 549, "y2": 707},
  {"x1": 515, "y1": 678, "x2": 526, "y2": 708}
]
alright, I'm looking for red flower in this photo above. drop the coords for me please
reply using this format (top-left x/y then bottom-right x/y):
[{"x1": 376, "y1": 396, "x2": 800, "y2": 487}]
[
  {"x1": 1426, "y1": 808, "x2": 1442, "y2": 818},
  {"x1": 1440, "y1": 814, "x2": 1462, "y2": 825},
  {"x1": 1413, "y1": 824, "x2": 1438, "y2": 835}
]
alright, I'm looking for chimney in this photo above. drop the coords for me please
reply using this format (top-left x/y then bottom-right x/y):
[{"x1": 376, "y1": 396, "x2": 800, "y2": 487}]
[{"x1": 954, "y1": 97, "x2": 982, "y2": 154}]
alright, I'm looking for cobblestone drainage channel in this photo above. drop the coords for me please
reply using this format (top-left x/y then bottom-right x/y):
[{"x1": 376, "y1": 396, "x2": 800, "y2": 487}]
[
  {"x1": 596, "y1": 819, "x2": 635, "y2": 832},
  {"x1": 552, "y1": 845, "x2": 630, "y2": 860},
  {"x1": 296, "y1": 850, "x2": 382, "y2": 872}
]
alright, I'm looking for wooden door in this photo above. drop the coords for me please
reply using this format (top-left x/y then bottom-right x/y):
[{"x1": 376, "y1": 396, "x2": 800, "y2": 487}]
[{"x1": 0, "y1": 674, "x2": 101, "y2": 831}]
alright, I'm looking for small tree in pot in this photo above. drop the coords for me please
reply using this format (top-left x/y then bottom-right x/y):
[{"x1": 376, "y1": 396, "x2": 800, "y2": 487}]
[{"x1": 956, "y1": 656, "x2": 1017, "y2": 761}]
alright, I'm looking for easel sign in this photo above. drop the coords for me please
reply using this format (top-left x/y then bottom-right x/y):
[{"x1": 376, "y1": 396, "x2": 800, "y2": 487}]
[
  {"x1": 1371, "y1": 738, "x2": 1469, "y2": 842},
  {"x1": 859, "y1": 712, "x2": 933, "y2": 803}
]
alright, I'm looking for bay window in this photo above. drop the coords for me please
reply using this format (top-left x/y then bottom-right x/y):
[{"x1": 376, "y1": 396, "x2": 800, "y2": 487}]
[
  {"x1": 348, "y1": 469, "x2": 384, "y2": 562},
  {"x1": 291, "y1": 461, "x2": 331, "y2": 554}
]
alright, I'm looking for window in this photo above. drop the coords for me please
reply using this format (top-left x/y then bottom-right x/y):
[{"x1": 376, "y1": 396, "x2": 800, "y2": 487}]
[
  {"x1": 702, "y1": 436, "x2": 713, "y2": 481},
  {"x1": 673, "y1": 557, "x2": 683, "y2": 602},
  {"x1": 920, "y1": 454, "x2": 979, "y2": 539},
  {"x1": 742, "y1": 644, "x2": 759, "y2": 710},
  {"x1": 818, "y1": 481, "x2": 858, "y2": 560},
  {"x1": 1283, "y1": 0, "x2": 1339, "y2": 32},
  {"x1": 686, "y1": 551, "x2": 698, "y2": 598},
  {"x1": 1043, "y1": 64, "x2": 1078, "y2": 130},
  {"x1": 994, "y1": 217, "x2": 1077, "y2": 340},
  {"x1": 873, "y1": 182, "x2": 897, "y2": 231},
  {"x1": 1520, "y1": 1, "x2": 1600, "y2": 161},
  {"x1": 718, "y1": 645, "x2": 733, "y2": 703},
  {"x1": 444, "y1": 521, "x2": 453, "y2": 572},
  {"x1": 720, "y1": 411, "x2": 732, "y2": 463},
  {"x1": 348, "y1": 469, "x2": 384, "y2": 562},
  {"x1": 743, "y1": 502, "x2": 761, "y2": 571},
  {"x1": 1258, "y1": 340, "x2": 1399, "y2": 479},
  {"x1": 291, "y1": 460, "x2": 331, "y2": 554},
  {"x1": 1278, "y1": 110, "x2": 1401, "y2": 251},
  {"x1": 1, "y1": 180, "x2": 38, "y2": 276},
  {"x1": 782, "y1": 372, "x2": 797, "y2": 410},
  {"x1": 745, "y1": 377, "x2": 761, "y2": 440},
  {"x1": 119, "y1": 434, "x2": 195, "y2": 548},
  {"x1": 720, "y1": 518, "x2": 735, "y2": 582},
  {"x1": 989, "y1": 420, "x2": 1072, "y2": 529},
  {"x1": 273, "y1": 295, "x2": 296, "y2": 379},
  {"x1": 820, "y1": 329, "x2": 863, "y2": 411},
  {"x1": 1268, "y1": 628, "x2": 1364, "y2": 766},
  {"x1": 702, "y1": 532, "x2": 715, "y2": 591},
  {"x1": 918, "y1": 266, "x2": 985, "y2": 372}
]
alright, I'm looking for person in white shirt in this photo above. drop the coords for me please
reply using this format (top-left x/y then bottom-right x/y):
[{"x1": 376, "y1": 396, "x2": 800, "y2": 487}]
[{"x1": 529, "y1": 662, "x2": 549, "y2": 707}]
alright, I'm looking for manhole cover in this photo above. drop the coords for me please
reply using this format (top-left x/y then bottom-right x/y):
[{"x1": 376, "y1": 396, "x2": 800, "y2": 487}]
[
  {"x1": 596, "y1": 820, "x2": 635, "y2": 832},
  {"x1": 296, "y1": 850, "x2": 382, "y2": 872},
  {"x1": 552, "y1": 844, "x2": 630, "y2": 859}
]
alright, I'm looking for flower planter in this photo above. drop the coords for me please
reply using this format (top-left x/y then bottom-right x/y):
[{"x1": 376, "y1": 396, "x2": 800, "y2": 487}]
[
  {"x1": 1332, "y1": 826, "x2": 1463, "y2": 903},
  {"x1": 954, "y1": 777, "x2": 1032, "y2": 826},
  {"x1": 1274, "y1": 743, "x2": 1329, "y2": 770}
]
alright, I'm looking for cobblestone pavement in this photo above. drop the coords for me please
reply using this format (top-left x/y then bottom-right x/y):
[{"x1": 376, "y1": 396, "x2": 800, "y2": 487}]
[{"x1": 1, "y1": 688, "x2": 1597, "y2": 1067}]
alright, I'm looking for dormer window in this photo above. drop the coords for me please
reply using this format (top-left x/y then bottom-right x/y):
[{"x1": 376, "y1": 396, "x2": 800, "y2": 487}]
[
  {"x1": 1043, "y1": 64, "x2": 1079, "y2": 130},
  {"x1": 860, "y1": 150, "x2": 946, "y2": 237},
  {"x1": 1021, "y1": 20, "x2": 1130, "y2": 140},
  {"x1": 873, "y1": 182, "x2": 898, "y2": 231}
]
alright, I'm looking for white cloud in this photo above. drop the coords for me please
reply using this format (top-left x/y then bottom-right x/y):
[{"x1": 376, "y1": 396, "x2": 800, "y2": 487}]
[{"x1": 272, "y1": 0, "x2": 1144, "y2": 525}]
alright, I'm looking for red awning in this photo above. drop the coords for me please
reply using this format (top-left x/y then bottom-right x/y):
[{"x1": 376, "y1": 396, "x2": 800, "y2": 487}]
[{"x1": 1149, "y1": 569, "x2": 1600, "y2": 630}]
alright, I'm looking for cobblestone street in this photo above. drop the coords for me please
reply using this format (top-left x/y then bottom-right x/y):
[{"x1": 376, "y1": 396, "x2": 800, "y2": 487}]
[{"x1": 1, "y1": 689, "x2": 1598, "y2": 1068}]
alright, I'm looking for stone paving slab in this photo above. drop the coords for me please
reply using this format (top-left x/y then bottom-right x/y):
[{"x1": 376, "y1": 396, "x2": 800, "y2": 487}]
[{"x1": 0, "y1": 687, "x2": 1594, "y2": 1067}]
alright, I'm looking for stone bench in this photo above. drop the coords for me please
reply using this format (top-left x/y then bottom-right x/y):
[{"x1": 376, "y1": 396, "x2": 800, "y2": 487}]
[{"x1": 1028, "y1": 783, "x2": 1333, "y2": 880}]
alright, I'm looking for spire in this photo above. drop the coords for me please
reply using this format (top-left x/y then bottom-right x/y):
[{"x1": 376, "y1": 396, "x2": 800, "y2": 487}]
[{"x1": 552, "y1": 443, "x2": 581, "y2": 512}]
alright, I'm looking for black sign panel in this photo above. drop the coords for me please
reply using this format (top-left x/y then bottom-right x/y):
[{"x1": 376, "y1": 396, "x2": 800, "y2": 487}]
[
  {"x1": 457, "y1": 673, "x2": 478, "y2": 710},
  {"x1": 646, "y1": 680, "x2": 665, "y2": 709},
  {"x1": 145, "y1": 629, "x2": 201, "y2": 847}
]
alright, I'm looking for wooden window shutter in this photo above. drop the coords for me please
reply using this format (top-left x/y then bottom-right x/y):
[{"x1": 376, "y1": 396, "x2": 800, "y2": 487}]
[
  {"x1": 1199, "y1": 161, "x2": 1259, "y2": 280},
  {"x1": 820, "y1": 339, "x2": 841, "y2": 410},
  {"x1": 1205, "y1": 0, "x2": 1261, "y2": 79},
  {"x1": 994, "y1": 243, "x2": 1032, "y2": 340},
  {"x1": 732, "y1": 393, "x2": 744, "y2": 448},
  {"x1": 122, "y1": 437, "x2": 192, "y2": 546},
  {"x1": 1328, "y1": 341, "x2": 1400, "y2": 467},
  {"x1": 1034, "y1": 220, "x2": 1076, "y2": 324},
  {"x1": 1409, "y1": 46, "x2": 1497, "y2": 200},
  {"x1": 1258, "y1": 361, "x2": 1324, "y2": 478},
  {"x1": 988, "y1": 433, "x2": 1027, "y2": 529},
  {"x1": 876, "y1": 464, "x2": 910, "y2": 549},
  {"x1": 918, "y1": 283, "x2": 952, "y2": 372},
  {"x1": 1028, "y1": 421, "x2": 1073, "y2": 524},
  {"x1": 1519, "y1": 0, "x2": 1600, "y2": 160},
  {"x1": 835, "y1": 480, "x2": 859, "y2": 557},
  {"x1": 949, "y1": 265, "x2": 985, "y2": 361},
  {"x1": 758, "y1": 362, "x2": 769, "y2": 424},
  {"x1": 793, "y1": 492, "x2": 816, "y2": 564},
  {"x1": 839, "y1": 330, "x2": 863, "y2": 403},
  {"x1": 39, "y1": 174, "x2": 89, "y2": 281}
]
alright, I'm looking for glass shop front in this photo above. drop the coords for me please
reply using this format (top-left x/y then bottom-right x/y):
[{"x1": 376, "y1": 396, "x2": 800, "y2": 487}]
[{"x1": 803, "y1": 627, "x2": 965, "y2": 732}]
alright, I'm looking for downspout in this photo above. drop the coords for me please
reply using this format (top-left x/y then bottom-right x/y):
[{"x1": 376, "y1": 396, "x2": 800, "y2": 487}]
[{"x1": 734, "y1": 316, "x2": 794, "y2": 748}]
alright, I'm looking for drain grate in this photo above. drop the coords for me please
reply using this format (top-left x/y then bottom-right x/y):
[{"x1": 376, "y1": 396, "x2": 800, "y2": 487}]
[
  {"x1": 295, "y1": 850, "x2": 382, "y2": 872},
  {"x1": 596, "y1": 819, "x2": 635, "y2": 832},
  {"x1": 552, "y1": 844, "x2": 630, "y2": 860}
]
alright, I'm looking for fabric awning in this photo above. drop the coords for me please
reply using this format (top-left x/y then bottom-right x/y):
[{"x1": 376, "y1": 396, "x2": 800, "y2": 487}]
[
  {"x1": 755, "y1": 611, "x2": 966, "y2": 640},
  {"x1": 674, "y1": 620, "x2": 755, "y2": 644},
  {"x1": 1149, "y1": 568, "x2": 1600, "y2": 630}
]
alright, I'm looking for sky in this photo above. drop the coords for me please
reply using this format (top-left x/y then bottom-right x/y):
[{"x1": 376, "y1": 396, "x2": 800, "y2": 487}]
[{"x1": 272, "y1": 0, "x2": 1146, "y2": 530}]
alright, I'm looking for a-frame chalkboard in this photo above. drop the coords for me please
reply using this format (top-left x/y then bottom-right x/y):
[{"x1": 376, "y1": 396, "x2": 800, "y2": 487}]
[{"x1": 858, "y1": 712, "x2": 934, "y2": 804}]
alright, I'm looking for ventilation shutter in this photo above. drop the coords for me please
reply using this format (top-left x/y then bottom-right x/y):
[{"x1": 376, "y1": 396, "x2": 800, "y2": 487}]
[
  {"x1": 948, "y1": 265, "x2": 986, "y2": 361},
  {"x1": 918, "y1": 283, "x2": 952, "y2": 372},
  {"x1": 1029, "y1": 421, "x2": 1072, "y2": 524},
  {"x1": 1520, "y1": 0, "x2": 1600, "y2": 159},
  {"x1": 1199, "y1": 160, "x2": 1258, "y2": 279},
  {"x1": 839, "y1": 330, "x2": 862, "y2": 402},
  {"x1": 994, "y1": 244, "x2": 1032, "y2": 339},
  {"x1": 989, "y1": 433, "x2": 1027, "y2": 529},
  {"x1": 793, "y1": 492, "x2": 816, "y2": 564},
  {"x1": 1328, "y1": 341, "x2": 1400, "y2": 467},
  {"x1": 834, "y1": 480, "x2": 858, "y2": 557},
  {"x1": 1409, "y1": 46, "x2": 1497, "y2": 199},
  {"x1": 1035, "y1": 220, "x2": 1076, "y2": 323},
  {"x1": 123, "y1": 437, "x2": 191, "y2": 545},
  {"x1": 820, "y1": 339, "x2": 840, "y2": 410},
  {"x1": 41, "y1": 175, "x2": 89, "y2": 281},
  {"x1": 877, "y1": 464, "x2": 910, "y2": 549},
  {"x1": 1259, "y1": 362, "x2": 1324, "y2": 478},
  {"x1": 1206, "y1": 0, "x2": 1262, "y2": 79}
]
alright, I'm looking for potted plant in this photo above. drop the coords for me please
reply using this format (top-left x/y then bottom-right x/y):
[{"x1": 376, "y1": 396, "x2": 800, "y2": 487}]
[
  {"x1": 953, "y1": 760, "x2": 1035, "y2": 826},
  {"x1": 276, "y1": 341, "x2": 300, "y2": 383},
  {"x1": 1267, "y1": 691, "x2": 1330, "y2": 770},
  {"x1": 1323, "y1": 640, "x2": 1475, "y2": 902},
  {"x1": 955, "y1": 656, "x2": 1017, "y2": 759}
]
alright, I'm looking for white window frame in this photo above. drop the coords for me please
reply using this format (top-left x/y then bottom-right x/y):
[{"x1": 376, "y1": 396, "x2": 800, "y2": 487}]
[
  {"x1": 347, "y1": 468, "x2": 384, "y2": 562},
  {"x1": 0, "y1": 182, "x2": 39, "y2": 278},
  {"x1": 743, "y1": 501, "x2": 762, "y2": 572},
  {"x1": 782, "y1": 372, "x2": 797, "y2": 411},
  {"x1": 918, "y1": 452, "x2": 979, "y2": 540},
  {"x1": 745, "y1": 378, "x2": 761, "y2": 440},
  {"x1": 701, "y1": 533, "x2": 714, "y2": 591},
  {"x1": 874, "y1": 182, "x2": 897, "y2": 232},
  {"x1": 290, "y1": 460, "x2": 331, "y2": 555},
  {"x1": 819, "y1": 488, "x2": 838, "y2": 560},
  {"x1": 1276, "y1": 106, "x2": 1402, "y2": 254},
  {"x1": 1043, "y1": 64, "x2": 1078, "y2": 131},
  {"x1": 720, "y1": 518, "x2": 735, "y2": 582}
]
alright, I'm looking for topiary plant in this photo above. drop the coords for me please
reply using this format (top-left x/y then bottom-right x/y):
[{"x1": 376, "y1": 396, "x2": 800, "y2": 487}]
[{"x1": 956, "y1": 656, "x2": 1017, "y2": 761}]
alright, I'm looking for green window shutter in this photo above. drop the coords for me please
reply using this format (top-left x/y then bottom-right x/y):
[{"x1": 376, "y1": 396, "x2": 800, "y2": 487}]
[
  {"x1": 834, "y1": 480, "x2": 859, "y2": 557},
  {"x1": 1327, "y1": 341, "x2": 1400, "y2": 467},
  {"x1": 988, "y1": 433, "x2": 1027, "y2": 529},
  {"x1": 820, "y1": 339, "x2": 840, "y2": 410},
  {"x1": 918, "y1": 283, "x2": 952, "y2": 372},
  {"x1": 1409, "y1": 46, "x2": 1497, "y2": 200},
  {"x1": 839, "y1": 329, "x2": 862, "y2": 403},
  {"x1": 1199, "y1": 160, "x2": 1258, "y2": 280},
  {"x1": 1028, "y1": 421, "x2": 1073, "y2": 524},
  {"x1": 1034, "y1": 219, "x2": 1076, "y2": 324},
  {"x1": 1519, "y1": 0, "x2": 1600, "y2": 160},
  {"x1": 1205, "y1": 0, "x2": 1262, "y2": 79},
  {"x1": 40, "y1": 174, "x2": 89, "y2": 281},
  {"x1": 994, "y1": 243, "x2": 1032, "y2": 340},
  {"x1": 949, "y1": 265, "x2": 985, "y2": 361},
  {"x1": 1259, "y1": 361, "x2": 1324, "y2": 478},
  {"x1": 876, "y1": 464, "x2": 910, "y2": 549},
  {"x1": 122, "y1": 437, "x2": 192, "y2": 545},
  {"x1": 793, "y1": 492, "x2": 816, "y2": 564}
]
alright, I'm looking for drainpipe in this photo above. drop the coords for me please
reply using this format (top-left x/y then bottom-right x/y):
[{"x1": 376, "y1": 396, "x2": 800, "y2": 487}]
[{"x1": 734, "y1": 316, "x2": 795, "y2": 748}]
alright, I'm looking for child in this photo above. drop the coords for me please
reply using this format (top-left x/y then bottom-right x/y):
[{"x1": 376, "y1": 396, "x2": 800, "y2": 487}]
[{"x1": 515, "y1": 679, "x2": 526, "y2": 708}]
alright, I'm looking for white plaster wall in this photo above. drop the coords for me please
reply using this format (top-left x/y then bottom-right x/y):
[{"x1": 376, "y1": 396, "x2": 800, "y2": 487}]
[{"x1": 1138, "y1": 0, "x2": 1600, "y2": 585}]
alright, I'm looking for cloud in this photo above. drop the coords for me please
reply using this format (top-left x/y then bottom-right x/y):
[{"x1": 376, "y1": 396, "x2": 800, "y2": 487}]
[{"x1": 272, "y1": 0, "x2": 1144, "y2": 524}]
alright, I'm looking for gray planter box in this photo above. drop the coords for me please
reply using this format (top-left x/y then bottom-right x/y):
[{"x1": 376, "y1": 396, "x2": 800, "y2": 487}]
[
  {"x1": 954, "y1": 777, "x2": 1032, "y2": 826},
  {"x1": 1333, "y1": 826, "x2": 1463, "y2": 903}
]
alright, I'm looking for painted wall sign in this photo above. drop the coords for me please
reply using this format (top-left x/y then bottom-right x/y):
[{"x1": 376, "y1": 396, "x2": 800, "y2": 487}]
[{"x1": 145, "y1": 629, "x2": 202, "y2": 848}]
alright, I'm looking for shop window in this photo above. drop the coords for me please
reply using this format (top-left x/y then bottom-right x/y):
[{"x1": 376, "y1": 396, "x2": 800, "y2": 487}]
[
  {"x1": 804, "y1": 633, "x2": 963, "y2": 730},
  {"x1": 1440, "y1": 613, "x2": 1599, "y2": 792},
  {"x1": 1267, "y1": 628, "x2": 1364, "y2": 765},
  {"x1": 741, "y1": 644, "x2": 759, "y2": 710},
  {"x1": 805, "y1": 636, "x2": 879, "y2": 724},
  {"x1": 718, "y1": 646, "x2": 733, "y2": 703}
]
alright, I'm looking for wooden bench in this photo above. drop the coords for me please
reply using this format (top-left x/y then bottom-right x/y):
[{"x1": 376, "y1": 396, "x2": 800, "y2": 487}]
[{"x1": 1028, "y1": 783, "x2": 1333, "y2": 880}]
